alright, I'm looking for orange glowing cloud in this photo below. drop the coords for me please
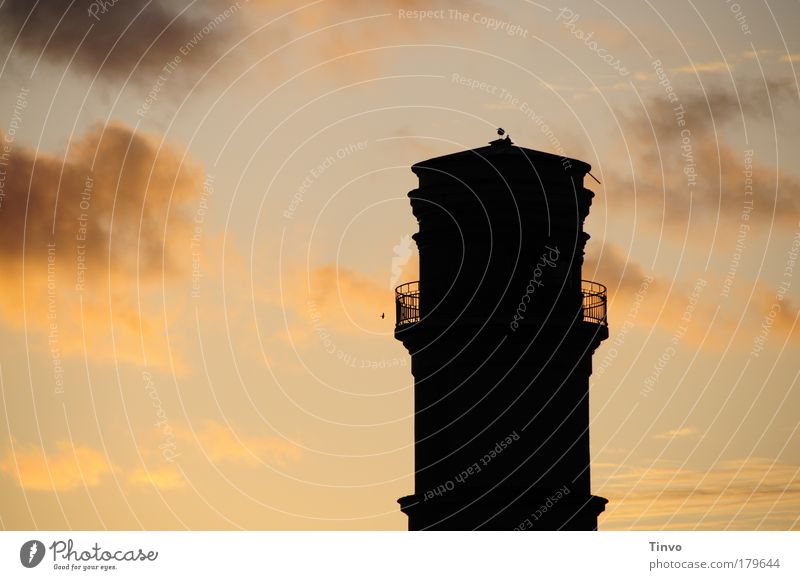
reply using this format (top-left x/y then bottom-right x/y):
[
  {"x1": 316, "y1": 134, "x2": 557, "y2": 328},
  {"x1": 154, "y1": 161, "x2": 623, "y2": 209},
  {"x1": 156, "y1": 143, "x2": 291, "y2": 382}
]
[
  {"x1": 179, "y1": 421, "x2": 302, "y2": 467},
  {"x1": 585, "y1": 241, "x2": 800, "y2": 351},
  {"x1": 0, "y1": 423, "x2": 302, "y2": 493},
  {"x1": 0, "y1": 440, "x2": 115, "y2": 491},
  {"x1": 596, "y1": 458, "x2": 800, "y2": 530},
  {"x1": 272, "y1": 264, "x2": 397, "y2": 350},
  {"x1": 127, "y1": 464, "x2": 186, "y2": 490},
  {"x1": 0, "y1": 121, "x2": 208, "y2": 369}
]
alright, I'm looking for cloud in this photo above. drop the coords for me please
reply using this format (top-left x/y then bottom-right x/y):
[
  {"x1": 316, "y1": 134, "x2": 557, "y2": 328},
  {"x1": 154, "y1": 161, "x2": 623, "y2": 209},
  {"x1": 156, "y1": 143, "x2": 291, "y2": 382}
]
[
  {"x1": 671, "y1": 61, "x2": 730, "y2": 74},
  {"x1": 596, "y1": 458, "x2": 800, "y2": 530},
  {"x1": 655, "y1": 427, "x2": 700, "y2": 439},
  {"x1": 271, "y1": 263, "x2": 397, "y2": 349},
  {"x1": 583, "y1": 241, "x2": 707, "y2": 343},
  {"x1": 309, "y1": 265, "x2": 390, "y2": 313},
  {"x1": 0, "y1": 121, "x2": 206, "y2": 368},
  {"x1": 0, "y1": 0, "x2": 484, "y2": 89},
  {"x1": 584, "y1": 242, "x2": 649, "y2": 296},
  {"x1": 0, "y1": 422, "x2": 300, "y2": 492},
  {"x1": 627, "y1": 78, "x2": 796, "y2": 144},
  {"x1": 614, "y1": 78, "x2": 799, "y2": 225},
  {"x1": 742, "y1": 49, "x2": 775, "y2": 60},
  {"x1": 0, "y1": 0, "x2": 483, "y2": 86},
  {"x1": 127, "y1": 464, "x2": 186, "y2": 490},
  {"x1": 0, "y1": 440, "x2": 115, "y2": 491},
  {"x1": 779, "y1": 54, "x2": 800, "y2": 63},
  {"x1": 0, "y1": 0, "x2": 244, "y2": 83},
  {"x1": 179, "y1": 421, "x2": 302, "y2": 467},
  {"x1": 245, "y1": 0, "x2": 481, "y2": 79},
  {"x1": 584, "y1": 240, "x2": 800, "y2": 351},
  {"x1": 0, "y1": 121, "x2": 200, "y2": 273}
]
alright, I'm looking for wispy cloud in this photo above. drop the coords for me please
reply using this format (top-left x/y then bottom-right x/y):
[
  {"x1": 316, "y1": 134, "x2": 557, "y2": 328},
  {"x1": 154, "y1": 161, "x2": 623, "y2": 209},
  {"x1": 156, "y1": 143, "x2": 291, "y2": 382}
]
[
  {"x1": 742, "y1": 49, "x2": 774, "y2": 60},
  {"x1": 127, "y1": 464, "x2": 186, "y2": 490},
  {"x1": 0, "y1": 421, "x2": 302, "y2": 493},
  {"x1": 655, "y1": 427, "x2": 700, "y2": 440},
  {"x1": 671, "y1": 61, "x2": 730, "y2": 74},
  {"x1": 596, "y1": 458, "x2": 800, "y2": 530},
  {"x1": 179, "y1": 421, "x2": 302, "y2": 467},
  {"x1": 271, "y1": 263, "x2": 402, "y2": 348}
]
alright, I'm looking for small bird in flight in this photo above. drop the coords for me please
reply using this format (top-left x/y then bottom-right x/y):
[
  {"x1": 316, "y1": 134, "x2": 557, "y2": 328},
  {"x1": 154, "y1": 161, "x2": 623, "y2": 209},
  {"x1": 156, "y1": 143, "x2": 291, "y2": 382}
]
[{"x1": 381, "y1": 313, "x2": 385, "y2": 319}]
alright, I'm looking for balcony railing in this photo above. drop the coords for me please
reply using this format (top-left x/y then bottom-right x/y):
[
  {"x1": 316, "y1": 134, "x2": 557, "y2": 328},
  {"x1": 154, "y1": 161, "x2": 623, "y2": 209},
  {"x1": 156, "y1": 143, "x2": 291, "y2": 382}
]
[
  {"x1": 394, "y1": 279, "x2": 608, "y2": 328},
  {"x1": 395, "y1": 281, "x2": 420, "y2": 328},
  {"x1": 581, "y1": 280, "x2": 608, "y2": 327}
]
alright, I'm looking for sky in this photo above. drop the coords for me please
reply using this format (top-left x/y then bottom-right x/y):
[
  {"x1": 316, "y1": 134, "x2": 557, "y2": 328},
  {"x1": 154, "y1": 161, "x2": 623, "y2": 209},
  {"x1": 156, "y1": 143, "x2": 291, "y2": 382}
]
[{"x1": 0, "y1": 0, "x2": 798, "y2": 530}]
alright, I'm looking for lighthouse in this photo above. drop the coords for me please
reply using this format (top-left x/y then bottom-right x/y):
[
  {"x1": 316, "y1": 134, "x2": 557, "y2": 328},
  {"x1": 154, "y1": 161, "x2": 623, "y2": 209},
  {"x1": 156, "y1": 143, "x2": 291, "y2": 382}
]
[{"x1": 394, "y1": 134, "x2": 609, "y2": 530}]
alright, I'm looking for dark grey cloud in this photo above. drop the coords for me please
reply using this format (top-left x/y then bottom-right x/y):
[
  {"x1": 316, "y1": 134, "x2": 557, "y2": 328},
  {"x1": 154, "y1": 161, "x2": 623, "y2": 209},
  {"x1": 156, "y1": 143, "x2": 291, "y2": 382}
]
[
  {"x1": 0, "y1": 0, "x2": 242, "y2": 83},
  {"x1": 615, "y1": 78, "x2": 800, "y2": 224}
]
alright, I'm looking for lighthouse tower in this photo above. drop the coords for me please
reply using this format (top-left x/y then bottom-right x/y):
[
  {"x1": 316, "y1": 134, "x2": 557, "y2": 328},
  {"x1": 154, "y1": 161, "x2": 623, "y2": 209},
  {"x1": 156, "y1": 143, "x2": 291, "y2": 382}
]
[{"x1": 394, "y1": 134, "x2": 608, "y2": 530}]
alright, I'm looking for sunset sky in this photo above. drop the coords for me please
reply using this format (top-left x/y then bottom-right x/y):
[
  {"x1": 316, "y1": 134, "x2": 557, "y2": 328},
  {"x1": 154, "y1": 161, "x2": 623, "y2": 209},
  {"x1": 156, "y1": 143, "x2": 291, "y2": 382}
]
[{"x1": 0, "y1": 0, "x2": 798, "y2": 530}]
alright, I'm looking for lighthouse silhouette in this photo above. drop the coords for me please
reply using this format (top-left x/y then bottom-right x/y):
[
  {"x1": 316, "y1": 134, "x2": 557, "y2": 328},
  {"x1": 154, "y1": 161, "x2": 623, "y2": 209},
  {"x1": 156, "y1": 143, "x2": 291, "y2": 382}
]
[{"x1": 394, "y1": 133, "x2": 609, "y2": 530}]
